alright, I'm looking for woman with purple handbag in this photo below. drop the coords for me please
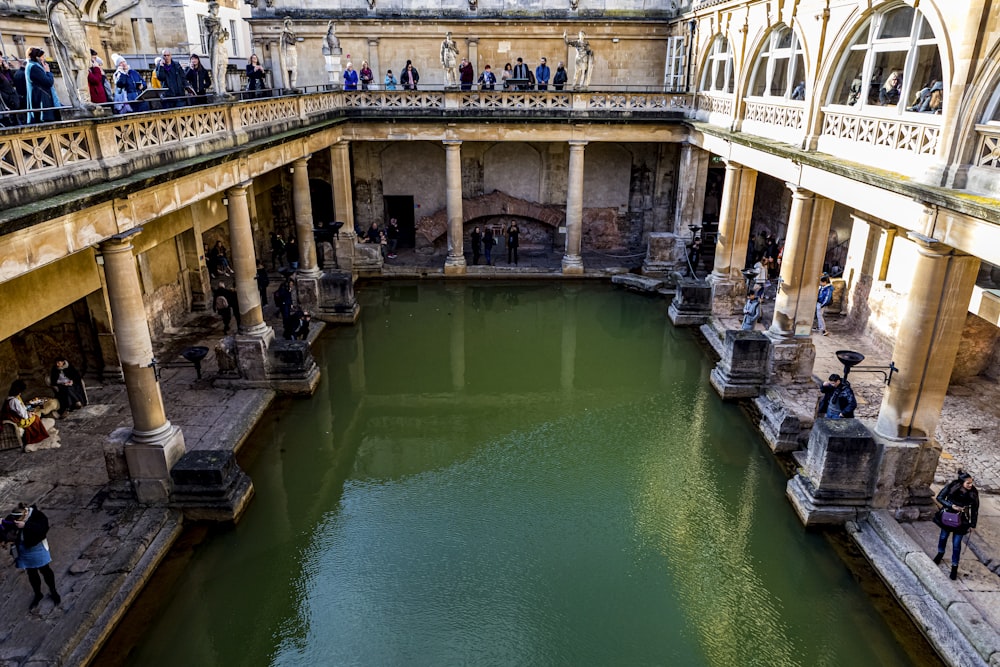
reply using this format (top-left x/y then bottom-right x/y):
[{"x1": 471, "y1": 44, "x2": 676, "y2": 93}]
[{"x1": 932, "y1": 471, "x2": 979, "y2": 580}]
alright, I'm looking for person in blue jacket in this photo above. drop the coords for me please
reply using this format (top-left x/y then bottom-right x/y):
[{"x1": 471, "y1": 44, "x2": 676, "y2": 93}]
[
  {"x1": 816, "y1": 275, "x2": 833, "y2": 336},
  {"x1": 343, "y1": 62, "x2": 359, "y2": 91},
  {"x1": 535, "y1": 57, "x2": 551, "y2": 90}
]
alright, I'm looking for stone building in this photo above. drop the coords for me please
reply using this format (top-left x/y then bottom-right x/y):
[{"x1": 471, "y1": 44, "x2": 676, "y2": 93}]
[{"x1": 1, "y1": 5, "x2": 1000, "y2": 656}]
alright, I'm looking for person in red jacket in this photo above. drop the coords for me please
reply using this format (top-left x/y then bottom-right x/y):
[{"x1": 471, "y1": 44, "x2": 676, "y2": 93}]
[{"x1": 87, "y1": 51, "x2": 109, "y2": 105}]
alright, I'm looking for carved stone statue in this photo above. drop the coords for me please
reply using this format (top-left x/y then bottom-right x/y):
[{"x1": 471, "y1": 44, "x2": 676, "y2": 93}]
[
  {"x1": 563, "y1": 29, "x2": 594, "y2": 89},
  {"x1": 279, "y1": 17, "x2": 299, "y2": 90},
  {"x1": 322, "y1": 20, "x2": 341, "y2": 56},
  {"x1": 440, "y1": 31, "x2": 459, "y2": 87},
  {"x1": 205, "y1": 1, "x2": 231, "y2": 99},
  {"x1": 366, "y1": 0, "x2": 375, "y2": 8},
  {"x1": 46, "y1": 0, "x2": 94, "y2": 112}
]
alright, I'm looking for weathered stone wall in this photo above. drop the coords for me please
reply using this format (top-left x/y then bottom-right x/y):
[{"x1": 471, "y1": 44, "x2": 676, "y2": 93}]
[
  {"x1": 750, "y1": 174, "x2": 791, "y2": 242},
  {"x1": 952, "y1": 314, "x2": 1000, "y2": 381},
  {"x1": 352, "y1": 140, "x2": 672, "y2": 252}
]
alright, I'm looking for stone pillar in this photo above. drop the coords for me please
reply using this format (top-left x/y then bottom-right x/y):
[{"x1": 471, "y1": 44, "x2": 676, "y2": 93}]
[
  {"x1": 708, "y1": 162, "x2": 756, "y2": 314},
  {"x1": 226, "y1": 184, "x2": 268, "y2": 335},
  {"x1": 269, "y1": 41, "x2": 284, "y2": 90},
  {"x1": 100, "y1": 232, "x2": 185, "y2": 503},
  {"x1": 291, "y1": 156, "x2": 321, "y2": 310},
  {"x1": 330, "y1": 141, "x2": 357, "y2": 272},
  {"x1": 562, "y1": 139, "x2": 587, "y2": 274},
  {"x1": 467, "y1": 39, "x2": 479, "y2": 72},
  {"x1": 673, "y1": 143, "x2": 709, "y2": 235},
  {"x1": 766, "y1": 186, "x2": 833, "y2": 383},
  {"x1": 709, "y1": 330, "x2": 770, "y2": 400},
  {"x1": 443, "y1": 140, "x2": 467, "y2": 275},
  {"x1": 842, "y1": 213, "x2": 889, "y2": 325}
]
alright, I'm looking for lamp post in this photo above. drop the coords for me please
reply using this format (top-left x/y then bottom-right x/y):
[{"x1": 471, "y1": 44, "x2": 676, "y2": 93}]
[{"x1": 835, "y1": 350, "x2": 899, "y2": 385}]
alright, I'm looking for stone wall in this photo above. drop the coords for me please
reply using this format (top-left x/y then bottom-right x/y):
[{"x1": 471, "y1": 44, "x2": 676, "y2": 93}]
[
  {"x1": 952, "y1": 314, "x2": 1000, "y2": 381},
  {"x1": 352, "y1": 140, "x2": 672, "y2": 253}
]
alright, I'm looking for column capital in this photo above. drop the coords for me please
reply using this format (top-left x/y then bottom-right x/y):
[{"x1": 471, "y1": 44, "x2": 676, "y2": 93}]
[
  {"x1": 720, "y1": 158, "x2": 743, "y2": 169},
  {"x1": 906, "y1": 231, "x2": 964, "y2": 256},
  {"x1": 367, "y1": 38, "x2": 379, "y2": 46},
  {"x1": 292, "y1": 156, "x2": 311, "y2": 170},
  {"x1": 99, "y1": 228, "x2": 142, "y2": 253},
  {"x1": 332, "y1": 138, "x2": 350, "y2": 148},
  {"x1": 226, "y1": 181, "x2": 252, "y2": 198},
  {"x1": 443, "y1": 139, "x2": 463, "y2": 147},
  {"x1": 785, "y1": 183, "x2": 818, "y2": 199},
  {"x1": 568, "y1": 139, "x2": 588, "y2": 148},
  {"x1": 467, "y1": 38, "x2": 479, "y2": 45}
]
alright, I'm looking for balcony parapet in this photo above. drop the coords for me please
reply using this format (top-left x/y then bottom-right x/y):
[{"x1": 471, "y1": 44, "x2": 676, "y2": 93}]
[
  {"x1": 0, "y1": 89, "x2": 692, "y2": 212},
  {"x1": 966, "y1": 124, "x2": 1000, "y2": 198},
  {"x1": 817, "y1": 105, "x2": 942, "y2": 177},
  {"x1": 693, "y1": 92, "x2": 733, "y2": 126},
  {"x1": 741, "y1": 98, "x2": 806, "y2": 146}
]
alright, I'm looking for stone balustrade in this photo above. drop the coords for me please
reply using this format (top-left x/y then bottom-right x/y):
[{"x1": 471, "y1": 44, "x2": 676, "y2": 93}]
[
  {"x1": 975, "y1": 124, "x2": 1000, "y2": 170},
  {"x1": 817, "y1": 106, "x2": 942, "y2": 177},
  {"x1": 0, "y1": 89, "x2": 692, "y2": 210}
]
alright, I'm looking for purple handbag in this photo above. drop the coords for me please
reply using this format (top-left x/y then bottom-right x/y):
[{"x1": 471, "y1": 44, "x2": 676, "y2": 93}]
[{"x1": 941, "y1": 510, "x2": 963, "y2": 528}]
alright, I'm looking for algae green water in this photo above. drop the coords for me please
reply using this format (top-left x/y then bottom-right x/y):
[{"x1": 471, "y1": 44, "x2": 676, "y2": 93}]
[{"x1": 120, "y1": 282, "x2": 920, "y2": 666}]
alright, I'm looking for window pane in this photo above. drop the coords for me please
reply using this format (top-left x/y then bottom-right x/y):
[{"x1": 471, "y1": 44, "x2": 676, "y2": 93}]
[
  {"x1": 919, "y1": 17, "x2": 935, "y2": 40},
  {"x1": 776, "y1": 29, "x2": 792, "y2": 49},
  {"x1": 771, "y1": 56, "x2": 789, "y2": 96},
  {"x1": 790, "y1": 55, "x2": 806, "y2": 99},
  {"x1": 870, "y1": 52, "x2": 907, "y2": 106},
  {"x1": 833, "y1": 50, "x2": 867, "y2": 105},
  {"x1": 878, "y1": 6, "x2": 915, "y2": 39},
  {"x1": 906, "y1": 45, "x2": 943, "y2": 112},
  {"x1": 749, "y1": 55, "x2": 768, "y2": 96},
  {"x1": 714, "y1": 59, "x2": 725, "y2": 91},
  {"x1": 725, "y1": 60, "x2": 734, "y2": 93}
]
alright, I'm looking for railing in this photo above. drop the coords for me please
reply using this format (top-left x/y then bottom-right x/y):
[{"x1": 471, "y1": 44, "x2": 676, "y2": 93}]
[
  {"x1": 742, "y1": 99, "x2": 804, "y2": 131},
  {"x1": 820, "y1": 106, "x2": 941, "y2": 156},
  {"x1": 975, "y1": 124, "x2": 1000, "y2": 170},
  {"x1": 693, "y1": 92, "x2": 733, "y2": 123},
  {"x1": 0, "y1": 89, "x2": 693, "y2": 202}
]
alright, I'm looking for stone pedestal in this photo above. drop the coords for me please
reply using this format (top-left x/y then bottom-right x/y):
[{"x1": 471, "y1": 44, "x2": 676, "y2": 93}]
[
  {"x1": 354, "y1": 242, "x2": 383, "y2": 276},
  {"x1": 295, "y1": 273, "x2": 321, "y2": 312},
  {"x1": 333, "y1": 236, "x2": 355, "y2": 272},
  {"x1": 869, "y1": 433, "x2": 942, "y2": 521},
  {"x1": 318, "y1": 270, "x2": 360, "y2": 323},
  {"x1": 642, "y1": 232, "x2": 685, "y2": 280},
  {"x1": 214, "y1": 329, "x2": 320, "y2": 395},
  {"x1": 269, "y1": 340, "x2": 321, "y2": 395},
  {"x1": 786, "y1": 418, "x2": 877, "y2": 526},
  {"x1": 170, "y1": 449, "x2": 255, "y2": 522},
  {"x1": 668, "y1": 279, "x2": 713, "y2": 327},
  {"x1": 125, "y1": 425, "x2": 187, "y2": 505},
  {"x1": 709, "y1": 330, "x2": 770, "y2": 399},
  {"x1": 766, "y1": 335, "x2": 817, "y2": 384},
  {"x1": 754, "y1": 390, "x2": 807, "y2": 453},
  {"x1": 707, "y1": 274, "x2": 744, "y2": 316}
]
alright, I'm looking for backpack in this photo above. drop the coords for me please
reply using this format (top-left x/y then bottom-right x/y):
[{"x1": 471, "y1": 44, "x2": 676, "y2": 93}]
[{"x1": 214, "y1": 295, "x2": 229, "y2": 310}]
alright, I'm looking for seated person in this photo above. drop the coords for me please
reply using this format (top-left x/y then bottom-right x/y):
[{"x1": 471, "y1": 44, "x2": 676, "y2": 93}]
[
  {"x1": 49, "y1": 358, "x2": 87, "y2": 412},
  {"x1": 2, "y1": 380, "x2": 51, "y2": 446}
]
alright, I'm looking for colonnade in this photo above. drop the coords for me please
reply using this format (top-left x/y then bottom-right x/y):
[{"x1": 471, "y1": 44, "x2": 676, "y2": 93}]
[{"x1": 686, "y1": 144, "x2": 981, "y2": 513}]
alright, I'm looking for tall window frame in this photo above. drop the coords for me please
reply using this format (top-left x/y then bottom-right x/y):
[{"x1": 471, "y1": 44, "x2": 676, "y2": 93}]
[
  {"x1": 828, "y1": 4, "x2": 942, "y2": 115},
  {"x1": 700, "y1": 35, "x2": 734, "y2": 95},
  {"x1": 664, "y1": 35, "x2": 687, "y2": 92},
  {"x1": 748, "y1": 27, "x2": 806, "y2": 100}
]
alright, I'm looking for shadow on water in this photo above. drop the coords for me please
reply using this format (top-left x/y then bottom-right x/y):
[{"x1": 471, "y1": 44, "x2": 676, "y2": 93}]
[{"x1": 96, "y1": 282, "x2": 943, "y2": 666}]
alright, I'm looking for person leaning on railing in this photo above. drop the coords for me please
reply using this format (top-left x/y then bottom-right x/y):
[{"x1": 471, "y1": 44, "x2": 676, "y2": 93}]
[
  {"x1": 156, "y1": 50, "x2": 188, "y2": 108},
  {"x1": 246, "y1": 53, "x2": 266, "y2": 98},
  {"x1": 0, "y1": 57, "x2": 22, "y2": 126},
  {"x1": 25, "y1": 47, "x2": 61, "y2": 124}
]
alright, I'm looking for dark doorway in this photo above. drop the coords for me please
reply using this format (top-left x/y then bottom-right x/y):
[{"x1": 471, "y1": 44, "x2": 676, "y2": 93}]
[
  {"x1": 384, "y1": 195, "x2": 416, "y2": 248},
  {"x1": 310, "y1": 179, "x2": 334, "y2": 225}
]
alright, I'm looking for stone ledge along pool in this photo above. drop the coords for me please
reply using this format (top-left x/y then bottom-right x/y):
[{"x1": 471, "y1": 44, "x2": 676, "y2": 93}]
[{"x1": 99, "y1": 282, "x2": 939, "y2": 666}]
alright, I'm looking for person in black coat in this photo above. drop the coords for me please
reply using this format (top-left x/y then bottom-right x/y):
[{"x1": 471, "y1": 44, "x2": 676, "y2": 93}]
[
  {"x1": 185, "y1": 54, "x2": 211, "y2": 105},
  {"x1": 933, "y1": 471, "x2": 980, "y2": 580},
  {"x1": 49, "y1": 358, "x2": 87, "y2": 412},
  {"x1": 5, "y1": 503, "x2": 60, "y2": 609},
  {"x1": 246, "y1": 53, "x2": 266, "y2": 97},
  {"x1": 470, "y1": 226, "x2": 482, "y2": 265},
  {"x1": 255, "y1": 261, "x2": 270, "y2": 306},
  {"x1": 506, "y1": 222, "x2": 520, "y2": 265},
  {"x1": 155, "y1": 50, "x2": 188, "y2": 107}
]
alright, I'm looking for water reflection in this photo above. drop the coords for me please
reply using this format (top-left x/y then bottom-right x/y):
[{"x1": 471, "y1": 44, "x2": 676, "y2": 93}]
[{"x1": 115, "y1": 283, "x2": 917, "y2": 667}]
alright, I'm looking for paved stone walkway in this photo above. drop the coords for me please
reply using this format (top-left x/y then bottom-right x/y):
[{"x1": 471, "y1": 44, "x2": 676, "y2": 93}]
[{"x1": 2, "y1": 257, "x2": 999, "y2": 665}]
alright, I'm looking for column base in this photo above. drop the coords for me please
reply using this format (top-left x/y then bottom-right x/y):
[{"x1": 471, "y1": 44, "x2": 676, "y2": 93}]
[
  {"x1": 709, "y1": 330, "x2": 770, "y2": 400},
  {"x1": 668, "y1": 279, "x2": 713, "y2": 327},
  {"x1": 124, "y1": 424, "x2": 186, "y2": 504},
  {"x1": 869, "y1": 431, "x2": 942, "y2": 521},
  {"x1": 170, "y1": 449, "x2": 256, "y2": 523},
  {"x1": 707, "y1": 274, "x2": 744, "y2": 316},
  {"x1": 561, "y1": 254, "x2": 584, "y2": 275},
  {"x1": 214, "y1": 328, "x2": 321, "y2": 395},
  {"x1": 444, "y1": 255, "x2": 467, "y2": 275},
  {"x1": 764, "y1": 330, "x2": 817, "y2": 384}
]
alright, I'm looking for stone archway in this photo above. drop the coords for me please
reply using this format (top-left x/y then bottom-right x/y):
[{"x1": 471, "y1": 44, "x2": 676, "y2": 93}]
[{"x1": 415, "y1": 191, "x2": 565, "y2": 253}]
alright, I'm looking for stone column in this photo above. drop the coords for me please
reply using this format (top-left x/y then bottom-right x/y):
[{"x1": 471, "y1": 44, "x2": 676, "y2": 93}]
[
  {"x1": 271, "y1": 41, "x2": 285, "y2": 90},
  {"x1": 291, "y1": 156, "x2": 321, "y2": 310},
  {"x1": 842, "y1": 213, "x2": 890, "y2": 325},
  {"x1": 330, "y1": 141, "x2": 357, "y2": 272},
  {"x1": 562, "y1": 140, "x2": 587, "y2": 274},
  {"x1": 766, "y1": 186, "x2": 833, "y2": 382},
  {"x1": 871, "y1": 233, "x2": 979, "y2": 517},
  {"x1": 100, "y1": 231, "x2": 185, "y2": 503},
  {"x1": 443, "y1": 140, "x2": 467, "y2": 275},
  {"x1": 708, "y1": 162, "x2": 756, "y2": 314},
  {"x1": 673, "y1": 143, "x2": 709, "y2": 235},
  {"x1": 226, "y1": 184, "x2": 267, "y2": 335},
  {"x1": 467, "y1": 38, "x2": 479, "y2": 72}
]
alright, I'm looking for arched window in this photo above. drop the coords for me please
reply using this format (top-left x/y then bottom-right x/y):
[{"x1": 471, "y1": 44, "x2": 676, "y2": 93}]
[
  {"x1": 700, "y1": 36, "x2": 734, "y2": 94},
  {"x1": 748, "y1": 27, "x2": 806, "y2": 100},
  {"x1": 828, "y1": 4, "x2": 942, "y2": 114}
]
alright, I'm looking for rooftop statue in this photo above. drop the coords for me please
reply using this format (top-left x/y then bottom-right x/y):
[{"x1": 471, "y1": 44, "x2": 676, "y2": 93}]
[
  {"x1": 563, "y1": 30, "x2": 594, "y2": 90},
  {"x1": 205, "y1": 1, "x2": 231, "y2": 99},
  {"x1": 279, "y1": 17, "x2": 298, "y2": 90},
  {"x1": 441, "y1": 31, "x2": 459, "y2": 88},
  {"x1": 46, "y1": 0, "x2": 95, "y2": 113}
]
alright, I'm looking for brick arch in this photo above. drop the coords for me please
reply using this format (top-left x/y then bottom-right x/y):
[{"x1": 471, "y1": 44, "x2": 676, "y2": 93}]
[{"x1": 415, "y1": 191, "x2": 565, "y2": 251}]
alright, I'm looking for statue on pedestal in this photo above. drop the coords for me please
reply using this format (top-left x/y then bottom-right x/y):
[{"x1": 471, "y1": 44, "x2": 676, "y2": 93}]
[
  {"x1": 322, "y1": 21, "x2": 343, "y2": 86},
  {"x1": 46, "y1": 0, "x2": 95, "y2": 113},
  {"x1": 279, "y1": 17, "x2": 299, "y2": 90},
  {"x1": 563, "y1": 30, "x2": 594, "y2": 89},
  {"x1": 205, "y1": 1, "x2": 231, "y2": 99},
  {"x1": 440, "y1": 31, "x2": 459, "y2": 88}
]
